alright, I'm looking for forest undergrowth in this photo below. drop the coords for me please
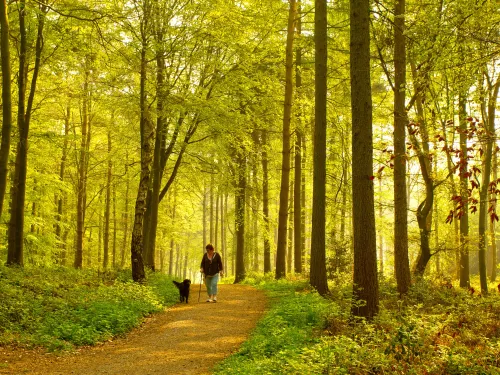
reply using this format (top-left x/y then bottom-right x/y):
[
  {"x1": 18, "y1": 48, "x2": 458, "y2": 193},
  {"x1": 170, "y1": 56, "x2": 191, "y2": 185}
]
[
  {"x1": 1, "y1": 265, "x2": 499, "y2": 374},
  {"x1": 214, "y1": 273, "x2": 500, "y2": 375},
  {"x1": 0, "y1": 265, "x2": 179, "y2": 351}
]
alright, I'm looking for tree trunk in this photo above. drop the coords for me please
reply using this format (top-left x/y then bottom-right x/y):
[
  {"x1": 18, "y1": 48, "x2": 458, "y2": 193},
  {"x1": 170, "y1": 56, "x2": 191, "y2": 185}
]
[
  {"x1": 458, "y1": 93, "x2": 470, "y2": 287},
  {"x1": 56, "y1": 103, "x2": 70, "y2": 265},
  {"x1": 350, "y1": 0, "x2": 379, "y2": 318},
  {"x1": 121, "y1": 152, "x2": 130, "y2": 269},
  {"x1": 7, "y1": 3, "x2": 46, "y2": 266},
  {"x1": 393, "y1": 0, "x2": 411, "y2": 294},
  {"x1": 275, "y1": 0, "x2": 296, "y2": 279},
  {"x1": 491, "y1": 149, "x2": 498, "y2": 282},
  {"x1": 130, "y1": 7, "x2": 151, "y2": 282},
  {"x1": 203, "y1": 182, "x2": 207, "y2": 251},
  {"x1": 168, "y1": 187, "x2": 176, "y2": 275},
  {"x1": 410, "y1": 61, "x2": 434, "y2": 277},
  {"x1": 113, "y1": 183, "x2": 117, "y2": 268},
  {"x1": 210, "y1": 173, "x2": 214, "y2": 243},
  {"x1": 74, "y1": 67, "x2": 90, "y2": 269},
  {"x1": 262, "y1": 130, "x2": 271, "y2": 273},
  {"x1": 478, "y1": 75, "x2": 499, "y2": 295},
  {"x1": 310, "y1": 0, "x2": 329, "y2": 295},
  {"x1": 0, "y1": 0, "x2": 12, "y2": 220},
  {"x1": 215, "y1": 189, "x2": 219, "y2": 250},
  {"x1": 234, "y1": 149, "x2": 246, "y2": 283},
  {"x1": 287, "y1": 170, "x2": 294, "y2": 274},
  {"x1": 104, "y1": 130, "x2": 112, "y2": 269},
  {"x1": 294, "y1": 2, "x2": 303, "y2": 274}
]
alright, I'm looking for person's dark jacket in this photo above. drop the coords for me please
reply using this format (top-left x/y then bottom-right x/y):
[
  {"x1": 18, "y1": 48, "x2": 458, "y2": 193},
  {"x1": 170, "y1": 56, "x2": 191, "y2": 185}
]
[{"x1": 200, "y1": 252, "x2": 223, "y2": 276}]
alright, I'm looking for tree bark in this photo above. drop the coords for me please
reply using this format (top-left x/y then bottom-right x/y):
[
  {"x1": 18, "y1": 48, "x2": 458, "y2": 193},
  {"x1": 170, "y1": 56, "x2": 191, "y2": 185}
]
[
  {"x1": 478, "y1": 75, "x2": 499, "y2": 295},
  {"x1": 350, "y1": 0, "x2": 379, "y2": 318},
  {"x1": 0, "y1": 0, "x2": 12, "y2": 220},
  {"x1": 104, "y1": 130, "x2": 112, "y2": 269},
  {"x1": 8, "y1": 3, "x2": 46, "y2": 266},
  {"x1": 393, "y1": 0, "x2": 411, "y2": 294},
  {"x1": 310, "y1": 0, "x2": 329, "y2": 295},
  {"x1": 275, "y1": 0, "x2": 296, "y2": 279},
  {"x1": 234, "y1": 149, "x2": 246, "y2": 283},
  {"x1": 262, "y1": 130, "x2": 271, "y2": 273},
  {"x1": 74, "y1": 67, "x2": 90, "y2": 269},
  {"x1": 459, "y1": 93, "x2": 470, "y2": 287},
  {"x1": 489, "y1": 150, "x2": 497, "y2": 282},
  {"x1": 121, "y1": 152, "x2": 130, "y2": 269},
  {"x1": 294, "y1": 1, "x2": 303, "y2": 274},
  {"x1": 130, "y1": 4, "x2": 151, "y2": 282}
]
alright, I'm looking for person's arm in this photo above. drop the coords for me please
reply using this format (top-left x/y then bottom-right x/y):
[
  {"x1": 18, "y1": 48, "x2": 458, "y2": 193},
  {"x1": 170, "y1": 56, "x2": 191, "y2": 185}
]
[
  {"x1": 200, "y1": 255, "x2": 205, "y2": 273},
  {"x1": 218, "y1": 253, "x2": 223, "y2": 274}
]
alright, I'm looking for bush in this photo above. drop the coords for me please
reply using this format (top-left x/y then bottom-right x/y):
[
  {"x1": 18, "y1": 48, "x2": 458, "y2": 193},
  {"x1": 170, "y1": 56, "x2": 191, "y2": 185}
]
[{"x1": 0, "y1": 265, "x2": 179, "y2": 351}]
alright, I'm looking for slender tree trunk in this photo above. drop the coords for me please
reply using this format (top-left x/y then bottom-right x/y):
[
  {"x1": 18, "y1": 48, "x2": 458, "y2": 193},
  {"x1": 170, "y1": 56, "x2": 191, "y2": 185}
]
[
  {"x1": 491, "y1": 150, "x2": 498, "y2": 282},
  {"x1": 0, "y1": 0, "x2": 12, "y2": 220},
  {"x1": 294, "y1": 2, "x2": 303, "y2": 274},
  {"x1": 478, "y1": 76, "x2": 499, "y2": 295},
  {"x1": 98, "y1": 209, "x2": 102, "y2": 267},
  {"x1": 121, "y1": 152, "x2": 129, "y2": 269},
  {"x1": 104, "y1": 130, "x2": 112, "y2": 269},
  {"x1": 234, "y1": 149, "x2": 246, "y2": 283},
  {"x1": 252, "y1": 162, "x2": 259, "y2": 272},
  {"x1": 210, "y1": 173, "x2": 214, "y2": 243},
  {"x1": 113, "y1": 183, "x2": 117, "y2": 268},
  {"x1": 393, "y1": 0, "x2": 411, "y2": 294},
  {"x1": 130, "y1": 7, "x2": 151, "y2": 282},
  {"x1": 410, "y1": 62, "x2": 434, "y2": 277},
  {"x1": 224, "y1": 192, "x2": 229, "y2": 274},
  {"x1": 350, "y1": 0, "x2": 379, "y2": 318},
  {"x1": 287, "y1": 170, "x2": 294, "y2": 274},
  {"x1": 262, "y1": 130, "x2": 271, "y2": 273},
  {"x1": 168, "y1": 187, "x2": 176, "y2": 275},
  {"x1": 56, "y1": 103, "x2": 69, "y2": 265},
  {"x1": 459, "y1": 93, "x2": 470, "y2": 287},
  {"x1": 378, "y1": 176, "x2": 384, "y2": 276},
  {"x1": 310, "y1": 0, "x2": 329, "y2": 295},
  {"x1": 74, "y1": 68, "x2": 90, "y2": 269},
  {"x1": 215, "y1": 189, "x2": 219, "y2": 250},
  {"x1": 276, "y1": 0, "x2": 296, "y2": 279},
  {"x1": 203, "y1": 183, "x2": 207, "y2": 251}
]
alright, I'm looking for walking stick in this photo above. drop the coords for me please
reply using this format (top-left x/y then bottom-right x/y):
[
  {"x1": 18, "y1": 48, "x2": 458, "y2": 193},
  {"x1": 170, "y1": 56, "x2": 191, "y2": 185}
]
[{"x1": 198, "y1": 272, "x2": 203, "y2": 302}]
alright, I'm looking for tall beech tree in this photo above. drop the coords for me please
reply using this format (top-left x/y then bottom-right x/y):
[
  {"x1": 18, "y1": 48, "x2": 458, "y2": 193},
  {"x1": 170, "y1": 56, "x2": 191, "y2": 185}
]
[
  {"x1": 0, "y1": 0, "x2": 12, "y2": 220},
  {"x1": 393, "y1": 0, "x2": 411, "y2": 294},
  {"x1": 310, "y1": 0, "x2": 328, "y2": 295},
  {"x1": 477, "y1": 72, "x2": 500, "y2": 295},
  {"x1": 8, "y1": 2, "x2": 48, "y2": 266},
  {"x1": 350, "y1": 0, "x2": 379, "y2": 318},
  {"x1": 276, "y1": 0, "x2": 296, "y2": 279}
]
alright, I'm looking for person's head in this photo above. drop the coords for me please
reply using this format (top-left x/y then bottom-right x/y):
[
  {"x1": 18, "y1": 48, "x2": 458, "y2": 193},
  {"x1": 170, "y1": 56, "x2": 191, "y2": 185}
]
[{"x1": 206, "y1": 243, "x2": 214, "y2": 253}]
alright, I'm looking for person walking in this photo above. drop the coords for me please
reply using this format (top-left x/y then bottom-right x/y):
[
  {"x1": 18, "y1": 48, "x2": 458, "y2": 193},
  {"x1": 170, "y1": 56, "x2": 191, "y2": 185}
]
[{"x1": 200, "y1": 243, "x2": 223, "y2": 302}]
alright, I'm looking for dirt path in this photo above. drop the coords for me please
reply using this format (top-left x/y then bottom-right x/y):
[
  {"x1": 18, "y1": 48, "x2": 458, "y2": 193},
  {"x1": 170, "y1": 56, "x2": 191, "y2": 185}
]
[{"x1": 0, "y1": 284, "x2": 267, "y2": 375}]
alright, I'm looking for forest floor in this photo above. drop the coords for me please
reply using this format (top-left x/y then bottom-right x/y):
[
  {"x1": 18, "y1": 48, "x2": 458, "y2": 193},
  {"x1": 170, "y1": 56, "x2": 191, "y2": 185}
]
[{"x1": 0, "y1": 284, "x2": 267, "y2": 375}]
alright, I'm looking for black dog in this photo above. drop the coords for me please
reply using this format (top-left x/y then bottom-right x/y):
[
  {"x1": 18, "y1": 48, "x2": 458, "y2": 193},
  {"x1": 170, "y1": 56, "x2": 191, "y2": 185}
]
[{"x1": 173, "y1": 279, "x2": 191, "y2": 303}]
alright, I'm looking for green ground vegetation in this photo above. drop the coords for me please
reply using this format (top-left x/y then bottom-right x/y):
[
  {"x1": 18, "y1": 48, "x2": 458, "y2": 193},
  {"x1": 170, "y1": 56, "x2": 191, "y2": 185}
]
[
  {"x1": 0, "y1": 265, "x2": 178, "y2": 351},
  {"x1": 215, "y1": 273, "x2": 500, "y2": 375}
]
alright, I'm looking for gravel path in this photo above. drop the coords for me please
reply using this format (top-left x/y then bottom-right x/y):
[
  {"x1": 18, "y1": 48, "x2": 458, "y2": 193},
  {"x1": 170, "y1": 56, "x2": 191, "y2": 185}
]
[{"x1": 0, "y1": 284, "x2": 267, "y2": 375}]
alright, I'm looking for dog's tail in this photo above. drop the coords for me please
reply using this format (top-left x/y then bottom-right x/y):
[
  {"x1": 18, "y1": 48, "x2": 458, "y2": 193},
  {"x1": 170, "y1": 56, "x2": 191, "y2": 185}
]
[{"x1": 172, "y1": 280, "x2": 181, "y2": 288}]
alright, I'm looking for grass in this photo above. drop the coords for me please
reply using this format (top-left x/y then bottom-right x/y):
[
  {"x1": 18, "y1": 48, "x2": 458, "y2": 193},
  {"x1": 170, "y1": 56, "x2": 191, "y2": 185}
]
[
  {"x1": 213, "y1": 272, "x2": 500, "y2": 375},
  {"x1": 0, "y1": 265, "x2": 179, "y2": 351}
]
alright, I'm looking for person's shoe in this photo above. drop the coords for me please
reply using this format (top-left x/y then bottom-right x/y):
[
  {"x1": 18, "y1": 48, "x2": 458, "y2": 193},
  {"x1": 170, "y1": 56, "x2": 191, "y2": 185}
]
[
  {"x1": 206, "y1": 298, "x2": 213, "y2": 302},
  {"x1": 212, "y1": 296, "x2": 217, "y2": 302}
]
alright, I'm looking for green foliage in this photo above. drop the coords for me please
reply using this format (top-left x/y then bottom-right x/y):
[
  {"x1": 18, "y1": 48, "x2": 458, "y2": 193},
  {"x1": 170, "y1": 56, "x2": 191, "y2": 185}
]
[
  {"x1": 215, "y1": 275, "x2": 500, "y2": 375},
  {"x1": 0, "y1": 265, "x2": 178, "y2": 351}
]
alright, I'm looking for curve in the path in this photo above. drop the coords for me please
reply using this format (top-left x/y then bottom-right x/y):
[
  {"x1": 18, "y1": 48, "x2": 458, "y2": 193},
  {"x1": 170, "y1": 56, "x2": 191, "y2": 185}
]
[{"x1": 0, "y1": 284, "x2": 267, "y2": 375}]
